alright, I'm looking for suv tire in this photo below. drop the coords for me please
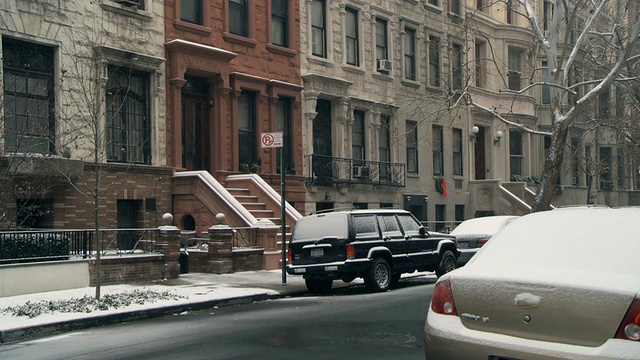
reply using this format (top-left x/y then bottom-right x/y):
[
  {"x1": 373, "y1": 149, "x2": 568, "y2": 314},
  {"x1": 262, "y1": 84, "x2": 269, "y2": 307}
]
[
  {"x1": 436, "y1": 250, "x2": 457, "y2": 277},
  {"x1": 365, "y1": 258, "x2": 391, "y2": 292},
  {"x1": 305, "y1": 278, "x2": 333, "y2": 294}
]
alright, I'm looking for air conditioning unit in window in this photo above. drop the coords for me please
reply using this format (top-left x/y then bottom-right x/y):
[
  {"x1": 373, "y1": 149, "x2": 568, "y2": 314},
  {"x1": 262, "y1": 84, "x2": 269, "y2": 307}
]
[
  {"x1": 352, "y1": 165, "x2": 370, "y2": 179},
  {"x1": 377, "y1": 59, "x2": 392, "y2": 73},
  {"x1": 115, "y1": 0, "x2": 140, "y2": 7}
]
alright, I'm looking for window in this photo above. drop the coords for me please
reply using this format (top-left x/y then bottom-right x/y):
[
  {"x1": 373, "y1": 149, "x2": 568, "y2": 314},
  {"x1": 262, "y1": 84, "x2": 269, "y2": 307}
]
[
  {"x1": 435, "y1": 204, "x2": 446, "y2": 233},
  {"x1": 406, "y1": 121, "x2": 418, "y2": 174},
  {"x1": 427, "y1": 0, "x2": 439, "y2": 6},
  {"x1": 453, "y1": 128, "x2": 462, "y2": 176},
  {"x1": 599, "y1": 147, "x2": 612, "y2": 190},
  {"x1": 375, "y1": 18, "x2": 388, "y2": 62},
  {"x1": 598, "y1": 86, "x2": 610, "y2": 119},
  {"x1": 229, "y1": 0, "x2": 249, "y2": 37},
  {"x1": 433, "y1": 125, "x2": 443, "y2": 176},
  {"x1": 543, "y1": 0, "x2": 553, "y2": 34},
  {"x1": 106, "y1": 66, "x2": 151, "y2": 164},
  {"x1": 272, "y1": 0, "x2": 289, "y2": 47},
  {"x1": 3, "y1": 38, "x2": 55, "y2": 154},
  {"x1": 542, "y1": 61, "x2": 550, "y2": 104},
  {"x1": 455, "y1": 204, "x2": 464, "y2": 224},
  {"x1": 112, "y1": 0, "x2": 145, "y2": 9},
  {"x1": 276, "y1": 97, "x2": 293, "y2": 173},
  {"x1": 450, "y1": 0, "x2": 461, "y2": 16},
  {"x1": 181, "y1": 0, "x2": 203, "y2": 25},
  {"x1": 380, "y1": 214, "x2": 402, "y2": 237},
  {"x1": 16, "y1": 198, "x2": 53, "y2": 228},
  {"x1": 507, "y1": 0, "x2": 516, "y2": 24},
  {"x1": 509, "y1": 130, "x2": 523, "y2": 177},
  {"x1": 476, "y1": 0, "x2": 484, "y2": 11},
  {"x1": 379, "y1": 115, "x2": 391, "y2": 180},
  {"x1": 508, "y1": 48, "x2": 522, "y2": 91},
  {"x1": 353, "y1": 215, "x2": 378, "y2": 239},
  {"x1": 238, "y1": 91, "x2": 257, "y2": 166},
  {"x1": 571, "y1": 137, "x2": 580, "y2": 185},
  {"x1": 345, "y1": 7, "x2": 359, "y2": 66},
  {"x1": 311, "y1": 0, "x2": 327, "y2": 57},
  {"x1": 404, "y1": 28, "x2": 416, "y2": 80},
  {"x1": 452, "y1": 43, "x2": 463, "y2": 91},
  {"x1": 617, "y1": 151, "x2": 625, "y2": 189},
  {"x1": 475, "y1": 40, "x2": 486, "y2": 87},
  {"x1": 429, "y1": 35, "x2": 441, "y2": 87},
  {"x1": 352, "y1": 110, "x2": 365, "y2": 162}
]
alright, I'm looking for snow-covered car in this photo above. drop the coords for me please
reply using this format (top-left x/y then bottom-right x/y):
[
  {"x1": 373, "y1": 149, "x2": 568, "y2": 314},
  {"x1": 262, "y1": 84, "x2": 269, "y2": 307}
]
[
  {"x1": 424, "y1": 206, "x2": 640, "y2": 360},
  {"x1": 450, "y1": 215, "x2": 519, "y2": 267}
]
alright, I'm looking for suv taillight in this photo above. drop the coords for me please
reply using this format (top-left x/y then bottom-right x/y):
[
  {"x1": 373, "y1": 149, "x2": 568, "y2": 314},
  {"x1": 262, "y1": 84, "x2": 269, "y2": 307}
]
[
  {"x1": 287, "y1": 247, "x2": 292, "y2": 263},
  {"x1": 477, "y1": 238, "x2": 489, "y2": 247},
  {"x1": 431, "y1": 279, "x2": 457, "y2": 316},
  {"x1": 346, "y1": 244, "x2": 355, "y2": 260},
  {"x1": 615, "y1": 297, "x2": 640, "y2": 341}
]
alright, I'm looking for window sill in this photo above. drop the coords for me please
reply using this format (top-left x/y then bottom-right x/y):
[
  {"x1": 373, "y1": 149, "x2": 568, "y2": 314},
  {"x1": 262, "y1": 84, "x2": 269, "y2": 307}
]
[
  {"x1": 307, "y1": 56, "x2": 335, "y2": 67},
  {"x1": 100, "y1": 1, "x2": 153, "y2": 21},
  {"x1": 424, "y1": 3, "x2": 444, "y2": 14},
  {"x1": 372, "y1": 72, "x2": 393, "y2": 82},
  {"x1": 401, "y1": 79, "x2": 421, "y2": 88},
  {"x1": 267, "y1": 44, "x2": 297, "y2": 58},
  {"x1": 223, "y1": 32, "x2": 257, "y2": 47},
  {"x1": 342, "y1": 64, "x2": 365, "y2": 74},
  {"x1": 173, "y1": 20, "x2": 213, "y2": 37},
  {"x1": 407, "y1": 173, "x2": 420, "y2": 178},
  {"x1": 426, "y1": 84, "x2": 442, "y2": 91}
]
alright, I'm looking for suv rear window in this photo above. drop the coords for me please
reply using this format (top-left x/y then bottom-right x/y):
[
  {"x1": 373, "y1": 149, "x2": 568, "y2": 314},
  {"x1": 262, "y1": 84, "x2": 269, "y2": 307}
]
[
  {"x1": 292, "y1": 214, "x2": 348, "y2": 241},
  {"x1": 397, "y1": 214, "x2": 422, "y2": 234},
  {"x1": 353, "y1": 215, "x2": 379, "y2": 239}
]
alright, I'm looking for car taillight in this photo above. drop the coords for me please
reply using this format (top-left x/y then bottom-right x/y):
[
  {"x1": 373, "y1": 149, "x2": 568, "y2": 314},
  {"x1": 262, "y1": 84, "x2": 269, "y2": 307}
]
[
  {"x1": 287, "y1": 247, "x2": 292, "y2": 263},
  {"x1": 615, "y1": 297, "x2": 640, "y2": 341},
  {"x1": 477, "y1": 238, "x2": 489, "y2": 247},
  {"x1": 346, "y1": 244, "x2": 355, "y2": 260},
  {"x1": 431, "y1": 279, "x2": 457, "y2": 316}
]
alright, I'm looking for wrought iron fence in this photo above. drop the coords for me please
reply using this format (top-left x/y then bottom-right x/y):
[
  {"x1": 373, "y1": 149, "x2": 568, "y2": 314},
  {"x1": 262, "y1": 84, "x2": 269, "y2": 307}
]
[
  {"x1": 232, "y1": 227, "x2": 258, "y2": 248},
  {"x1": 0, "y1": 228, "x2": 160, "y2": 264},
  {"x1": 305, "y1": 154, "x2": 405, "y2": 187}
]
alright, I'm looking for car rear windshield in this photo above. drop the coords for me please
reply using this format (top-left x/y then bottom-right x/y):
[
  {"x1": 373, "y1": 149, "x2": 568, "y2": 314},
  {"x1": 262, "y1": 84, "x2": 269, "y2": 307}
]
[{"x1": 291, "y1": 214, "x2": 348, "y2": 241}]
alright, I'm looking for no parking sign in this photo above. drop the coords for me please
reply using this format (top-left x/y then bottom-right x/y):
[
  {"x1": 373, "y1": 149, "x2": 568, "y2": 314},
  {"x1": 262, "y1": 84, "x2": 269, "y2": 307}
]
[{"x1": 261, "y1": 132, "x2": 283, "y2": 148}]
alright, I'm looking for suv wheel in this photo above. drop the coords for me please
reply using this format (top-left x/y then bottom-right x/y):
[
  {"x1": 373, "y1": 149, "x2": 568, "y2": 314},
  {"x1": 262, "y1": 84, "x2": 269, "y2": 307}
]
[
  {"x1": 305, "y1": 278, "x2": 333, "y2": 294},
  {"x1": 365, "y1": 258, "x2": 391, "y2": 292},
  {"x1": 436, "y1": 250, "x2": 457, "y2": 277}
]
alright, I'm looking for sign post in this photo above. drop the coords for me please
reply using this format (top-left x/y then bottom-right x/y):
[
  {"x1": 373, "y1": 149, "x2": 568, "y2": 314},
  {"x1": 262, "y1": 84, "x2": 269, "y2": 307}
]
[{"x1": 260, "y1": 132, "x2": 287, "y2": 285}]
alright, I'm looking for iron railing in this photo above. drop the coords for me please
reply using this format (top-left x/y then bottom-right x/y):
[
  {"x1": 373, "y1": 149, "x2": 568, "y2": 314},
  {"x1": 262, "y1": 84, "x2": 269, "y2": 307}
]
[
  {"x1": 421, "y1": 221, "x2": 462, "y2": 234},
  {"x1": 232, "y1": 227, "x2": 258, "y2": 248},
  {"x1": 305, "y1": 154, "x2": 405, "y2": 187},
  {"x1": 0, "y1": 228, "x2": 159, "y2": 263}
]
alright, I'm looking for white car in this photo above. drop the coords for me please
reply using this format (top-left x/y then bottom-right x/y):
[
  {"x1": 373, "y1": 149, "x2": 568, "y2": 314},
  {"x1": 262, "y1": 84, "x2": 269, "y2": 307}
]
[
  {"x1": 449, "y1": 215, "x2": 519, "y2": 266},
  {"x1": 424, "y1": 206, "x2": 640, "y2": 360}
]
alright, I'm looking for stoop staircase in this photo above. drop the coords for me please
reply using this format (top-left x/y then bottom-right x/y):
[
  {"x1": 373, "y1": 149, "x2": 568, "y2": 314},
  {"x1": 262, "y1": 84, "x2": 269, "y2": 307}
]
[{"x1": 172, "y1": 171, "x2": 302, "y2": 270}]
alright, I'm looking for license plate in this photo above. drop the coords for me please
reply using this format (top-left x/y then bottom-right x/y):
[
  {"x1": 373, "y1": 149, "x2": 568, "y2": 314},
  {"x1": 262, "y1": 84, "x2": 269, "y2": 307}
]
[
  {"x1": 457, "y1": 242, "x2": 469, "y2": 249},
  {"x1": 310, "y1": 248, "x2": 324, "y2": 258}
]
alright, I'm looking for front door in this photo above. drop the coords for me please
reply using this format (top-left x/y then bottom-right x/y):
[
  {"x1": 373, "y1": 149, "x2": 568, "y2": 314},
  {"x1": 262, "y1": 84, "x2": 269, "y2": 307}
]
[{"x1": 181, "y1": 77, "x2": 210, "y2": 171}]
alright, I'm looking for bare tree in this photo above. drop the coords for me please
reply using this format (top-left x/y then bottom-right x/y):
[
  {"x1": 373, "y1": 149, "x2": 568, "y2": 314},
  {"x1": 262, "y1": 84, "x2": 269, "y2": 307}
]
[{"x1": 467, "y1": 0, "x2": 640, "y2": 211}]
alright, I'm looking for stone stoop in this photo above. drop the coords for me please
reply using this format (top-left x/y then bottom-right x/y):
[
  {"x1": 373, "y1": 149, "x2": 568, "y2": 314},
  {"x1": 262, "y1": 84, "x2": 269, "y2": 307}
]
[{"x1": 226, "y1": 186, "x2": 292, "y2": 270}]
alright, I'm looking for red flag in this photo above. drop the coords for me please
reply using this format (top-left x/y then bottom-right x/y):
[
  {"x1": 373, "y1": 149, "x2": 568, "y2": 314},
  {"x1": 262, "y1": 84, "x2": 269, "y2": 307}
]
[{"x1": 442, "y1": 181, "x2": 447, "y2": 197}]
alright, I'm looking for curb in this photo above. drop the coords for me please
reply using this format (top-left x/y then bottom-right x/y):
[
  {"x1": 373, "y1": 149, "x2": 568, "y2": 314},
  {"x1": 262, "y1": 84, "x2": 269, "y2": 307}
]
[{"x1": 0, "y1": 289, "x2": 307, "y2": 345}]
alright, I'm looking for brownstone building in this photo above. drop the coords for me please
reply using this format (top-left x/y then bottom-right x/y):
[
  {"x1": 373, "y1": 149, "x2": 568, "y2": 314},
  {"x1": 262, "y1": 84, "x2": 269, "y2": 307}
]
[{"x1": 164, "y1": 0, "x2": 305, "y2": 236}]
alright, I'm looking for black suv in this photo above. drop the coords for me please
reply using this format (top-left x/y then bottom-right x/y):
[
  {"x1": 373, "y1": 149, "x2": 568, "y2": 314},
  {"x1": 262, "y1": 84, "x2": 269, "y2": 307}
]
[{"x1": 286, "y1": 209, "x2": 459, "y2": 293}]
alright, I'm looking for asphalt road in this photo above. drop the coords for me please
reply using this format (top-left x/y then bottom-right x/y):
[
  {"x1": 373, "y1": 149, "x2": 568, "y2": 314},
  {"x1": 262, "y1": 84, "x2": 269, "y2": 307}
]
[{"x1": 0, "y1": 277, "x2": 436, "y2": 360}]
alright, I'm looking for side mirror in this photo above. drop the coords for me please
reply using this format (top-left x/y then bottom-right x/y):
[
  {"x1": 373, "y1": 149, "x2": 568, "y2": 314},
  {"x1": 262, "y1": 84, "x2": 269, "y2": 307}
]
[{"x1": 419, "y1": 227, "x2": 429, "y2": 236}]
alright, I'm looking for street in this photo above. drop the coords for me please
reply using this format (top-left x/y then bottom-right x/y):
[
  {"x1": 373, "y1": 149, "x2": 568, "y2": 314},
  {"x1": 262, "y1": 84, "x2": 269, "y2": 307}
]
[{"x1": 0, "y1": 277, "x2": 435, "y2": 360}]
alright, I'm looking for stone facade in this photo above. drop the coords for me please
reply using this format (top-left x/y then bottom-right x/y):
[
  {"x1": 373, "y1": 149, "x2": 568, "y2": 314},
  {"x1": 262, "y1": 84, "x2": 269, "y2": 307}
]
[{"x1": 0, "y1": 1, "x2": 171, "y2": 242}]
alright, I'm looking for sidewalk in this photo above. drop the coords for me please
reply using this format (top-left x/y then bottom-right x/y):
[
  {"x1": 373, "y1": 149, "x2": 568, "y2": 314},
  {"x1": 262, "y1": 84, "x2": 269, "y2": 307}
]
[{"x1": 0, "y1": 270, "x2": 432, "y2": 344}]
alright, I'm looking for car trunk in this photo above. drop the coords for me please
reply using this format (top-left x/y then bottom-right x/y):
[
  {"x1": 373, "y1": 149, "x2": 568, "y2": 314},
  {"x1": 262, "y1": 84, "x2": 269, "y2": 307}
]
[{"x1": 450, "y1": 272, "x2": 635, "y2": 347}]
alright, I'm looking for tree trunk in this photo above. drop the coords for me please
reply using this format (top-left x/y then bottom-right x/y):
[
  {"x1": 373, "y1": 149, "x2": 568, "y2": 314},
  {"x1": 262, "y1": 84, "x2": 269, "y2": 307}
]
[{"x1": 532, "y1": 122, "x2": 569, "y2": 212}]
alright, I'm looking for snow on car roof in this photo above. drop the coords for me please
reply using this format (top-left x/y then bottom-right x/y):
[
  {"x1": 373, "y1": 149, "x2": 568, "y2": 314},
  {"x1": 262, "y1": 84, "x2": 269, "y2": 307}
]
[{"x1": 450, "y1": 215, "x2": 519, "y2": 236}]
